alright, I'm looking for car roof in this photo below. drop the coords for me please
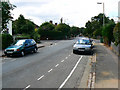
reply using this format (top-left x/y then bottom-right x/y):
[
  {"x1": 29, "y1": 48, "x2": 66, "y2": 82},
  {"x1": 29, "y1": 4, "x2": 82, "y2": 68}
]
[
  {"x1": 18, "y1": 39, "x2": 33, "y2": 41},
  {"x1": 78, "y1": 37, "x2": 89, "y2": 40}
]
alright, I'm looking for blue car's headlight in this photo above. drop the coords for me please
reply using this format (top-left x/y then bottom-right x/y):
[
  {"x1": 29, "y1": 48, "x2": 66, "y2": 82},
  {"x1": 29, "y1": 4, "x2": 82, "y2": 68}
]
[
  {"x1": 86, "y1": 47, "x2": 90, "y2": 49},
  {"x1": 4, "y1": 49, "x2": 7, "y2": 52}
]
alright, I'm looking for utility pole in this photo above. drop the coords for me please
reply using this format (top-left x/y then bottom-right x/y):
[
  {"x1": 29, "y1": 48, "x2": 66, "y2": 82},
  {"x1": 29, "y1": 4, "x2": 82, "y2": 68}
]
[{"x1": 97, "y1": 2, "x2": 105, "y2": 26}]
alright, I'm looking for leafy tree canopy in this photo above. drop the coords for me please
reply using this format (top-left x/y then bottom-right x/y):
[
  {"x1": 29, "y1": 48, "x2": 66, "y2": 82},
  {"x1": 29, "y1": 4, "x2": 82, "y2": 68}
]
[
  {"x1": 55, "y1": 23, "x2": 70, "y2": 34},
  {"x1": 84, "y1": 13, "x2": 115, "y2": 38},
  {"x1": 1, "y1": 1, "x2": 16, "y2": 30},
  {"x1": 12, "y1": 14, "x2": 35, "y2": 35},
  {"x1": 38, "y1": 22, "x2": 55, "y2": 31}
]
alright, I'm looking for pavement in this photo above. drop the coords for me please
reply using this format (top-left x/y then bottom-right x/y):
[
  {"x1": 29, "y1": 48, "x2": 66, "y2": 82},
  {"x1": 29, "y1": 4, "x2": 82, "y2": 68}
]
[
  {"x1": 94, "y1": 42, "x2": 118, "y2": 89},
  {"x1": 79, "y1": 41, "x2": 118, "y2": 89}
]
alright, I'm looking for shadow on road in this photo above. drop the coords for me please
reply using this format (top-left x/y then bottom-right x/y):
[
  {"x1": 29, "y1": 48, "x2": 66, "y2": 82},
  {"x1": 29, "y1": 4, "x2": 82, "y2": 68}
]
[
  {"x1": 73, "y1": 51, "x2": 94, "y2": 56},
  {"x1": 7, "y1": 52, "x2": 39, "y2": 58}
]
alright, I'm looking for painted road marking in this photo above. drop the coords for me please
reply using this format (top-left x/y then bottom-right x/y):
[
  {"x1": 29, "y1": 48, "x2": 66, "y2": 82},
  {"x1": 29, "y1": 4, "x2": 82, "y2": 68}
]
[
  {"x1": 65, "y1": 57, "x2": 68, "y2": 59},
  {"x1": 69, "y1": 55, "x2": 71, "y2": 56},
  {"x1": 61, "y1": 60, "x2": 64, "y2": 62},
  {"x1": 11, "y1": 59, "x2": 17, "y2": 62},
  {"x1": 55, "y1": 64, "x2": 59, "y2": 67},
  {"x1": 48, "y1": 69, "x2": 53, "y2": 72},
  {"x1": 24, "y1": 85, "x2": 31, "y2": 90},
  {"x1": 37, "y1": 75, "x2": 44, "y2": 81},
  {"x1": 58, "y1": 56, "x2": 83, "y2": 90}
]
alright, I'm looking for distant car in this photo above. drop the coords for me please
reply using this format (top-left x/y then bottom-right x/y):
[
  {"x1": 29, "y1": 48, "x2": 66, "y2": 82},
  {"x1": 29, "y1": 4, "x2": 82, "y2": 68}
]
[
  {"x1": 73, "y1": 38, "x2": 93, "y2": 54},
  {"x1": 4, "y1": 39, "x2": 38, "y2": 57}
]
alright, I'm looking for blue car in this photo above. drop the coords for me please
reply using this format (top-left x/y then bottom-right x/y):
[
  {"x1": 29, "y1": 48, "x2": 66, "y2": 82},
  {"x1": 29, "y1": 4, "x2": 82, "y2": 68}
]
[{"x1": 4, "y1": 39, "x2": 38, "y2": 57}]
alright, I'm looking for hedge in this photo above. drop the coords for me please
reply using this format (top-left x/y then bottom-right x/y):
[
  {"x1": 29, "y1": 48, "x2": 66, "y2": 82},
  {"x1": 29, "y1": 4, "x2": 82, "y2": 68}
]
[{"x1": 1, "y1": 34, "x2": 13, "y2": 49}]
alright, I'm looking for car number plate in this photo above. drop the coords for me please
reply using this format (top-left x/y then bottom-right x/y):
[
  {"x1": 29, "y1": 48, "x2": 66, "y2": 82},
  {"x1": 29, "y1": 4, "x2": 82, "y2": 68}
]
[
  {"x1": 7, "y1": 52, "x2": 13, "y2": 54},
  {"x1": 78, "y1": 49, "x2": 84, "y2": 51}
]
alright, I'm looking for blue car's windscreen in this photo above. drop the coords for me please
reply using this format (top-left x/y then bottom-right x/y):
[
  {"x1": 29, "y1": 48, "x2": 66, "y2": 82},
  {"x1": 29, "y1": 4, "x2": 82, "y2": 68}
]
[{"x1": 15, "y1": 40, "x2": 25, "y2": 46}]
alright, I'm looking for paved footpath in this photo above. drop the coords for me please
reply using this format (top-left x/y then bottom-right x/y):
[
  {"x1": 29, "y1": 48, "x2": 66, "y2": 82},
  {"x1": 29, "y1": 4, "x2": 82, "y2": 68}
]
[{"x1": 95, "y1": 43, "x2": 118, "y2": 89}]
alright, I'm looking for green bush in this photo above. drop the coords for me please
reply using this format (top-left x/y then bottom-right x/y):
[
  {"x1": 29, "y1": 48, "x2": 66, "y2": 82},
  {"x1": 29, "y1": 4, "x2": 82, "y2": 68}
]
[
  {"x1": 1, "y1": 34, "x2": 13, "y2": 49},
  {"x1": 30, "y1": 32, "x2": 40, "y2": 43},
  {"x1": 38, "y1": 30, "x2": 64, "y2": 40},
  {"x1": 102, "y1": 22, "x2": 115, "y2": 45},
  {"x1": 113, "y1": 23, "x2": 120, "y2": 46},
  {"x1": 14, "y1": 34, "x2": 31, "y2": 41}
]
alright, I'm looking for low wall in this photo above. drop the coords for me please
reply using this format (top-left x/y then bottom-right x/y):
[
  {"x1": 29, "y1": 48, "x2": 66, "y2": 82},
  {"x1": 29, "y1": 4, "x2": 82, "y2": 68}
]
[{"x1": 111, "y1": 42, "x2": 120, "y2": 56}]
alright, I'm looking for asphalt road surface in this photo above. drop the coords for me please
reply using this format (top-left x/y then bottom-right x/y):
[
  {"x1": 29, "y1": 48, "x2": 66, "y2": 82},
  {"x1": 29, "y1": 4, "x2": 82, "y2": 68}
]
[{"x1": 2, "y1": 38, "x2": 92, "y2": 89}]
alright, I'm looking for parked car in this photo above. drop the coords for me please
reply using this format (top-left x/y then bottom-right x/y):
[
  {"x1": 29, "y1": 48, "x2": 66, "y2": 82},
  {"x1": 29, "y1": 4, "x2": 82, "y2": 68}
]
[
  {"x1": 73, "y1": 38, "x2": 93, "y2": 54},
  {"x1": 4, "y1": 39, "x2": 38, "y2": 57}
]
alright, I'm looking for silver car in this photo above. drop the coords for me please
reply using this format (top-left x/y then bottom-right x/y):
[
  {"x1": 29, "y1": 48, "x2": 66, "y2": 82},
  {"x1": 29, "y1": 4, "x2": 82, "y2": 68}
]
[{"x1": 73, "y1": 38, "x2": 93, "y2": 54}]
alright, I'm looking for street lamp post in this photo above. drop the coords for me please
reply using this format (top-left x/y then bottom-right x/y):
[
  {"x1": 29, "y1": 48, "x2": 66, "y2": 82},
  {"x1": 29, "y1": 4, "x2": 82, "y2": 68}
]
[{"x1": 97, "y1": 2, "x2": 105, "y2": 26}]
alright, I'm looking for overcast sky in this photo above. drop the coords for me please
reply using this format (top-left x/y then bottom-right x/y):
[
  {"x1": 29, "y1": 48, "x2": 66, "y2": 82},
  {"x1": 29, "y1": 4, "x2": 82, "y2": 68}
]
[{"x1": 10, "y1": 0, "x2": 119, "y2": 27}]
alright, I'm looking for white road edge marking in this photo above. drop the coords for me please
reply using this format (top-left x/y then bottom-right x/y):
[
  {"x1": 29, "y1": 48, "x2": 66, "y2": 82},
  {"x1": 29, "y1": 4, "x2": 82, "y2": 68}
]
[
  {"x1": 37, "y1": 75, "x2": 44, "y2": 81},
  {"x1": 48, "y1": 69, "x2": 53, "y2": 72},
  {"x1": 24, "y1": 85, "x2": 31, "y2": 90},
  {"x1": 58, "y1": 56, "x2": 83, "y2": 90},
  {"x1": 61, "y1": 60, "x2": 64, "y2": 62},
  {"x1": 55, "y1": 64, "x2": 59, "y2": 67}
]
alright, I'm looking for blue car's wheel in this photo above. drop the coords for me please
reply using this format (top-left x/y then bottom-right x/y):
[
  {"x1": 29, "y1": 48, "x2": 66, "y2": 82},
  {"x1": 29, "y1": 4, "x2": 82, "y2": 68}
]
[
  {"x1": 21, "y1": 51, "x2": 25, "y2": 56},
  {"x1": 34, "y1": 48, "x2": 37, "y2": 53}
]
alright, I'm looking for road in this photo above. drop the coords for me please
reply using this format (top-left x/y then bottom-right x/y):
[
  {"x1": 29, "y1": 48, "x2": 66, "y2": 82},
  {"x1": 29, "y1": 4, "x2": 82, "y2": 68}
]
[{"x1": 2, "y1": 38, "x2": 92, "y2": 89}]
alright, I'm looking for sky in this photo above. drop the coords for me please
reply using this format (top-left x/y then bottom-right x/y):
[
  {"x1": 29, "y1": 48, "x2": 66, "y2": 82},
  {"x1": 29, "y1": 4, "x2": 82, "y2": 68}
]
[{"x1": 10, "y1": 0, "x2": 119, "y2": 27}]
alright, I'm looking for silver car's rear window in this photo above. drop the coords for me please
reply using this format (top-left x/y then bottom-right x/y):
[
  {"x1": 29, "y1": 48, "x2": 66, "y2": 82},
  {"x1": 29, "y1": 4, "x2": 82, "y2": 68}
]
[{"x1": 77, "y1": 39, "x2": 90, "y2": 44}]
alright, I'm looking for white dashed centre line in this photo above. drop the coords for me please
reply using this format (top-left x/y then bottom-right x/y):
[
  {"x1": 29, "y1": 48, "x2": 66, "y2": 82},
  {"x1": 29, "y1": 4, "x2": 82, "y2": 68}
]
[
  {"x1": 24, "y1": 85, "x2": 31, "y2": 90},
  {"x1": 37, "y1": 75, "x2": 44, "y2": 81},
  {"x1": 61, "y1": 60, "x2": 64, "y2": 62},
  {"x1": 65, "y1": 57, "x2": 68, "y2": 59},
  {"x1": 55, "y1": 64, "x2": 59, "y2": 67},
  {"x1": 69, "y1": 55, "x2": 71, "y2": 56},
  {"x1": 48, "y1": 69, "x2": 53, "y2": 72}
]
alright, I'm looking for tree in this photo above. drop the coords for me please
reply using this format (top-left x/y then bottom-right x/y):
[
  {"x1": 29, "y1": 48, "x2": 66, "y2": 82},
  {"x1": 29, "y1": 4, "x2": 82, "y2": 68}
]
[
  {"x1": 55, "y1": 23, "x2": 70, "y2": 34},
  {"x1": 38, "y1": 22, "x2": 55, "y2": 31},
  {"x1": 13, "y1": 14, "x2": 26, "y2": 34},
  {"x1": 13, "y1": 14, "x2": 35, "y2": 34},
  {"x1": 1, "y1": 1, "x2": 16, "y2": 30},
  {"x1": 85, "y1": 13, "x2": 114, "y2": 38},
  {"x1": 70, "y1": 26, "x2": 81, "y2": 36},
  {"x1": 113, "y1": 22, "x2": 120, "y2": 46}
]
